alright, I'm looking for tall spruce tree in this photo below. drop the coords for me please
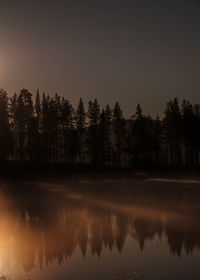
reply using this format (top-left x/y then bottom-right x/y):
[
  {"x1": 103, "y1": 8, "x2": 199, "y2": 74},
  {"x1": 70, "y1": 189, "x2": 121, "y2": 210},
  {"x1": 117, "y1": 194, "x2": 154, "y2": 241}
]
[
  {"x1": 99, "y1": 109, "x2": 106, "y2": 166},
  {"x1": 76, "y1": 98, "x2": 86, "y2": 164},
  {"x1": 0, "y1": 89, "x2": 11, "y2": 162},
  {"x1": 164, "y1": 98, "x2": 182, "y2": 166},
  {"x1": 99, "y1": 105, "x2": 112, "y2": 167},
  {"x1": 87, "y1": 99, "x2": 100, "y2": 165},
  {"x1": 61, "y1": 98, "x2": 75, "y2": 163},
  {"x1": 41, "y1": 93, "x2": 51, "y2": 162},
  {"x1": 181, "y1": 100, "x2": 195, "y2": 165},
  {"x1": 193, "y1": 104, "x2": 200, "y2": 164},
  {"x1": 113, "y1": 102, "x2": 125, "y2": 168},
  {"x1": 10, "y1": 93, "x2": 17, "y2": 160}
]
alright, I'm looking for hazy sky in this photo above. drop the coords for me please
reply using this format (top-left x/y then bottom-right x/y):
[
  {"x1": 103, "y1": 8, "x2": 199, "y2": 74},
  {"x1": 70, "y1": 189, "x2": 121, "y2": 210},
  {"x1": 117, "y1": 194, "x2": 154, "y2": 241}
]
[{"x1": 1, "y1": 0, "x2": 200, "y2": 116}]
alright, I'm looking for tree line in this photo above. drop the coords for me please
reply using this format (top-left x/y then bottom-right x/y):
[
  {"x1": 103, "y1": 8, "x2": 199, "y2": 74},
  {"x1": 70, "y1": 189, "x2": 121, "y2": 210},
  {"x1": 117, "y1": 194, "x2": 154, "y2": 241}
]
[{"x1": 0, "y1": 88, "x2": 200, "y2": 167}]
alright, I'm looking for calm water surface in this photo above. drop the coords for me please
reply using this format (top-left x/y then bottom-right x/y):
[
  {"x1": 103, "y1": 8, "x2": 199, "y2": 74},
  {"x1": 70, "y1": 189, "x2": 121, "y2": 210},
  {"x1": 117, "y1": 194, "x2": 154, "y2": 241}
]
[{"x1": 0, "y1": 177, "x2": 200, "y2": 280}]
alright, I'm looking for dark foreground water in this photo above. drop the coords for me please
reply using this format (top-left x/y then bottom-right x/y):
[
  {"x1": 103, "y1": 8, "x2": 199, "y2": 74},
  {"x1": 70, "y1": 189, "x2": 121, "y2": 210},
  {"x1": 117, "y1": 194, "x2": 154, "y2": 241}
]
[{"x1": 0, "y1": 177, "x2": 200, "y2": 280}]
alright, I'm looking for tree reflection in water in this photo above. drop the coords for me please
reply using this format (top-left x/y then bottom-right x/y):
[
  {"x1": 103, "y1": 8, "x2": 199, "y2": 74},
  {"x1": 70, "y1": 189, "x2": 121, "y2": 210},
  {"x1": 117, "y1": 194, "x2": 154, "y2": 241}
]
[{"x1": 0, "y1": 178, "x2": 200, "y2": 276}]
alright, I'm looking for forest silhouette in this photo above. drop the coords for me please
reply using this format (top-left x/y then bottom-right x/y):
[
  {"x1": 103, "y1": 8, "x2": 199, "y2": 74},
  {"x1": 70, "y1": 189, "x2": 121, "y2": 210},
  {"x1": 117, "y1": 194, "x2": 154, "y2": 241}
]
[{"x1": 0, "y1": 88, "x2": 200, "y2": 168}]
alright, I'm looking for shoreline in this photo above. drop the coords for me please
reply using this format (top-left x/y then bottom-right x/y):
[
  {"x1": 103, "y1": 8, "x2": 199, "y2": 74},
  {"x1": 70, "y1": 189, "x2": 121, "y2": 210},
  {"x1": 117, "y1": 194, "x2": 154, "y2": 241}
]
[{"x1": 0, "y1": 163, "x2": 200, "y2": 183}]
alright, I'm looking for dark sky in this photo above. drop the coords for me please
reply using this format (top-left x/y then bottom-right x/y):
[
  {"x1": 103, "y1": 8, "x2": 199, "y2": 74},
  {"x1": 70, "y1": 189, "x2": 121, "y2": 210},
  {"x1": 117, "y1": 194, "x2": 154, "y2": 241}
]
[{"x1": 1, "y1": 0, "x2": 200, "y2": 116}]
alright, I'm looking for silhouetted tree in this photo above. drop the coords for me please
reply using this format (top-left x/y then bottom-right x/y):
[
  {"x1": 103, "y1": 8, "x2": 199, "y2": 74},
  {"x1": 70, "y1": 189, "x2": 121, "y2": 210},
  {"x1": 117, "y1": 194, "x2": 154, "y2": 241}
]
[
  {"x1": 61, "y1": 98, "x2": 77, "y2": 164},
  {"x1": 152, "y1": 115, "x2": 162, "y2": 165},
  {"x1": 41, "y1": 93, "x2": 51, "y2": 162},
  {"x1": 87, "y1": 99, "x2": 101, "y2": 165},
  {"x1": 76, "y1": 98, "x2": 86, "y2": 164},
  {"x1": 33, "y1": 90, "x2": 42, "y2": 162},
  {"x1": 99, "y1": 105, "x2": 113, "y2": 167},
  {"x1": 10, "y1": 92, "x2": 18, "y2": 160},
  {"x1": 10, "y1": 89, "x2": 34, "y2": 161},
  {"x1": 131, "y1": 105, "x2": 150, "y2": 166},
  {"x1": 0, "y1": 89, "x2": 11, "y2": 161},
  {"x1": 193, "y1": 104, "x2": 200, "y2": 164},
  {"x1": 104, "y1": 104, "x2": 112, "y2": 167},
  {"x1": 164, "y1": 98, "x2": 182, "y2": 165},
  {"x1": 113, "y1": 102, "x2": 125, "y2": 168}
]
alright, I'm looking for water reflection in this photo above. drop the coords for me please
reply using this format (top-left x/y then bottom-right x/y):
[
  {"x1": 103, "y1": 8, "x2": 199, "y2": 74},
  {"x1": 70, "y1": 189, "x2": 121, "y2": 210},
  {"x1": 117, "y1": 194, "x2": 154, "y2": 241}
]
[{"x1": 0, "y1": 178, "x2": 200, "y2": 277}]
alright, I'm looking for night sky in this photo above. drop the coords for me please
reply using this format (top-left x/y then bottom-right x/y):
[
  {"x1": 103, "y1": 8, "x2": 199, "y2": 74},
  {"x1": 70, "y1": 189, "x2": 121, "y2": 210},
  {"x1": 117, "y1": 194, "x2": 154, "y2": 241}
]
[{"x1": 1, "y1": 0, "x2": 200, "y2": 116}]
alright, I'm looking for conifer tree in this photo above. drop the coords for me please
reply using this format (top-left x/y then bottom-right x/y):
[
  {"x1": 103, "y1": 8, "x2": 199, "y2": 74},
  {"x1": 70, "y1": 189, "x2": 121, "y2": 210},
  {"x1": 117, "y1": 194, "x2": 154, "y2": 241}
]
[
  {"x1": 76, "y1": 98, "x2": 86, "y2": 164},
  {"x1": 164, "y1": 98, "x2": 182, "y2": 165},
  {"x1": 87, "y1": 99, "x2": 100, "y2": 165},
  {"x1": 113, "y1": 102, "x2": 125, "y2": 168},
  {"x1": 0, "y1": 89, "x2": 11, "y2": 161}
]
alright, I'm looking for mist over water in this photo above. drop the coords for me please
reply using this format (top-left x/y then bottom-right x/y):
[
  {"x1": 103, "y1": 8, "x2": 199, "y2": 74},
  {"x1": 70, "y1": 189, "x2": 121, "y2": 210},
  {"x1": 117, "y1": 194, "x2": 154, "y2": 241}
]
[{"x1": 0, "y1": 177, "x2": 200, "y2": 280}]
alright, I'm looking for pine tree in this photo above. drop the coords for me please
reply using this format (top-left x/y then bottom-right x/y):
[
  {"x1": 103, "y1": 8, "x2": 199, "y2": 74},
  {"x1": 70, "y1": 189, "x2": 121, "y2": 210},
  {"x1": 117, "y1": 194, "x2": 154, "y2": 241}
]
[
  {"x1": 105, "y1": 105, "x2": 112, "y2": 167},
  {"x1": 61, "y1": 98, "x2": 75, "y2": 163},
  {"x1": 76, "y1": 98, "x2": 86, "y2": 164},
  {"x1": 113, "y1": 102, "x2": 125, "y2": 168},
  {"x1": 15, "y1": 92, "x2": 26, "y2": 161},
  {"x1": 10, "y1": 93, "x2": 17, "y2": 160},
  {"x1": 99, "y1": 105, "x2": 112, "y2": 167},
  {"x1": 99, "y1": 109, "x2": 106, "y2": 166},
  {"x1": 33, "y1": 90, "x2": 42, "y2": 162},
  {"x1": 135, "y1": 103, "x2": 142, "y2": 119},
  {"x1": 164, "y1": 98, "x2": 182, "y2": 165},
  {"x1": 21, "y1": 89, "x2": 34, "y2": 161},
  {"x1": 0, "y1": 89, "x2": 11, "y2": 161},
  {"x1": 41, "y1": 93, "x2": 51, "y2": 162},
  {"x1": 35, "y1": 90, "x2": 41, "y2": 119},
  {"x1": 87, "y1": 99, "x2": 100, "y2": 165}
]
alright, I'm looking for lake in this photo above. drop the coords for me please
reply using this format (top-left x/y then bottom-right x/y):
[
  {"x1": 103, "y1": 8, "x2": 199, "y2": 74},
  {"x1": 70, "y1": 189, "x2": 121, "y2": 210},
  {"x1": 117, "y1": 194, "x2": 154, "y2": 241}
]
[{"x1": 0, "y1": 176, "x2": 200, "y2": 280}]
